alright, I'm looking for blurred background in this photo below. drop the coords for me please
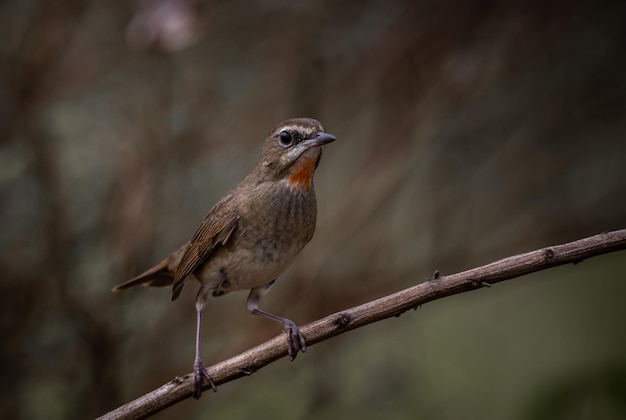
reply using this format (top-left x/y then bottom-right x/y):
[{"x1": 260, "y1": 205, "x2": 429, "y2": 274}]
[{"x1": 1, "y1": 0, "x2": 626, "y2": 419}]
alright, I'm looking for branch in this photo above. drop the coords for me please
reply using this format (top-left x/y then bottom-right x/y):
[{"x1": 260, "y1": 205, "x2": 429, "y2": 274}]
[{"x1": 99, "y1": 229, "x2": 626, "y2": 419}]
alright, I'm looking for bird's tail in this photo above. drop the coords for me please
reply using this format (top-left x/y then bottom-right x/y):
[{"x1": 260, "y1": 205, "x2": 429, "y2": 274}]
[{"x1": 112, "y1": 257, "x2": 174, "y2": 291}]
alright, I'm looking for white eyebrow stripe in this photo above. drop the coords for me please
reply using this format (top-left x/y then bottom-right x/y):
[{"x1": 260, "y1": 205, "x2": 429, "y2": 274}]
[
  {"x1": 274, "y1": 125, "x2": 317, "y2": 138},
  {"x1": 277, "y1": 125, "x2": 300, "y2": 133}
]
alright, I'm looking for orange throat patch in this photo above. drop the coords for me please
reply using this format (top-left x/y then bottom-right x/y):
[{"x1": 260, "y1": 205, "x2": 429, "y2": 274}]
[{"x1": 285, "y1": 155, "x2": 320, "y2": 191}]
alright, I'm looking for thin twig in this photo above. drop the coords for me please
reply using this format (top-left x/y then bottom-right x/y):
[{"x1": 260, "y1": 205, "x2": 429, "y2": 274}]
[{"x1": 98, "y1": 229, "x2": 626, "y2": 420}]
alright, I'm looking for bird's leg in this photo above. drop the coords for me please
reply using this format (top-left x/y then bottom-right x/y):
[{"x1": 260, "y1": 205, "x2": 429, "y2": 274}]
[
  {"x1": 193, "y1": 285, "x2": 216, "y2": 399},
  {"x1": 246, "y1": 283, "x2": 307, "y2": 360}
]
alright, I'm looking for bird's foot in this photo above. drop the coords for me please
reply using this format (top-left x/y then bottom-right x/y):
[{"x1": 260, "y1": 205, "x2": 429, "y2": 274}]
[
  {"x1": 282, "y1": 319, "x2": 307, "y2": 360},
  {"x1": 193, "y1": 357, "x2": 216, "y2": 399}
]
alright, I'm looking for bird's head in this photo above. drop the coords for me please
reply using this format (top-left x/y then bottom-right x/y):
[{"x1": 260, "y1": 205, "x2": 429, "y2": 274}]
[{"x1": 259, "y1": 118, "x2": 336, "y2": 190}]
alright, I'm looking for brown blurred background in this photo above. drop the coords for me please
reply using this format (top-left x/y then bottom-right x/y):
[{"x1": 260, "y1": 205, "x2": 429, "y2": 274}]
[{"x1": 1, "y1": 0, "x2": 626, "y2": 419}]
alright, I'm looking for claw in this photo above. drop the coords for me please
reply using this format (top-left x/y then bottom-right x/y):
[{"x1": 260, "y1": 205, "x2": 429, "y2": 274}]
[
  {"x1": 193, "y1": 357, "x2": 216, "y2": 399},
  {"x1": 282, "y1": 319, "x2": 307, "y2": 360},
  {"x1": 246, "y1": 289, "x2": 307, "y2": 360}
]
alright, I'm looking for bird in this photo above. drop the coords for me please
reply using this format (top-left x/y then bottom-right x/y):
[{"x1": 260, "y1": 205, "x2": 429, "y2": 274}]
[{"x1": 112, "y1": 118, "x2": 335, "y2": 399}]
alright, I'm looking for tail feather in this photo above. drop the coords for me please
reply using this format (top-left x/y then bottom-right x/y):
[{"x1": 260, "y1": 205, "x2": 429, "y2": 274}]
[{"x1": 112, "y1": 258, "x2": 174, "y2": 291}]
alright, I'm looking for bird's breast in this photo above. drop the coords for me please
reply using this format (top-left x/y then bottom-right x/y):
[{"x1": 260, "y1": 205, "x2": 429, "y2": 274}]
[{"x1": 196, "y1": 182, "x2": 317, "y2": 293}]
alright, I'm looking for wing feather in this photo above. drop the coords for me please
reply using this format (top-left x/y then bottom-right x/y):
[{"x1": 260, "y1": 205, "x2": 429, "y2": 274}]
[{"x1": 171, "y1": 194, "x2": 239, "y2": 300}]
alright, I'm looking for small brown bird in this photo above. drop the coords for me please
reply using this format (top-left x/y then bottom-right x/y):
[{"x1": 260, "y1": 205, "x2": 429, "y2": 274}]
[{"x1": 112, "y1": 118, "x2": 335, "y2": 399}]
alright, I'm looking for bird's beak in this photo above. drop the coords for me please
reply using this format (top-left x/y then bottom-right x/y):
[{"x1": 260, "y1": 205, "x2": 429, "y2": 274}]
[{"x1": 304, "y1": 132, "x2": 336, "y2": 148}]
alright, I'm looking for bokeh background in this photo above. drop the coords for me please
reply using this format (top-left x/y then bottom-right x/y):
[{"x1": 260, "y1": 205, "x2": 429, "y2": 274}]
[{"x1": 1, "y1": 0, "x2": 626, "y2": 419}]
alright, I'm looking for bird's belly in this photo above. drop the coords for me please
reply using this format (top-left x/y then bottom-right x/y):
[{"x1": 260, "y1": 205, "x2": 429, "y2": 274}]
[{"x1": 194, "y1": 242, "x2": 302, "y2": 294}]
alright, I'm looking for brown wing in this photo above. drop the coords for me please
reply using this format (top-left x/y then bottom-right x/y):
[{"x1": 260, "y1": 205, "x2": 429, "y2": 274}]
[{"x1": 171, "y1": 195, "x2": 239, "y2": 301}]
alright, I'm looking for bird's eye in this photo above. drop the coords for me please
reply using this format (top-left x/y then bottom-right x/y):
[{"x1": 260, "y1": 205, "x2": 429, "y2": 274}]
[{"x1": 278, "y1": 131, "x2": 292, "y2": 146}]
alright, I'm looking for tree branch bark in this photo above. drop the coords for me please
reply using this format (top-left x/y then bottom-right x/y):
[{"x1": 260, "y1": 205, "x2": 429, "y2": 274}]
[{"x1": 98, "y1": 229, "x2": 626, "y2": 420}]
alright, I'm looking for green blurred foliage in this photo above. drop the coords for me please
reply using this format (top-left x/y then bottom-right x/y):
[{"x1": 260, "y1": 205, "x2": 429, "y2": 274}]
[{"x1": 1, "y1": 0, "x2": 625, "y2": 419}]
